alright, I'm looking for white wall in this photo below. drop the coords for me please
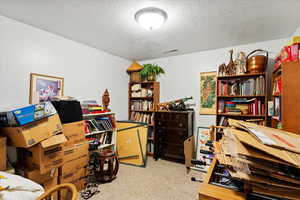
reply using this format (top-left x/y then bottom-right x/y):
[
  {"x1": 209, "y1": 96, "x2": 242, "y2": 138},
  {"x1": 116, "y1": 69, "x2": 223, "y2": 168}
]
[
  {"x1": 292, "y1": 26, "x2": 300, "y2": 36},
  {"x1": 141, "y1": 38, "x2": 288, "y2": 128},
  {"x1": 0, "y1": 15, "x2": 131, "y2": 120}
]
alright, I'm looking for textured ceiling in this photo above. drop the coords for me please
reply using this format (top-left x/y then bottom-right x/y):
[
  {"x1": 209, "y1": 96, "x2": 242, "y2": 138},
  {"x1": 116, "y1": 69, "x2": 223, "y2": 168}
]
[{"x1": 0, "y1": 0, "x2": 299, "y2": 60}]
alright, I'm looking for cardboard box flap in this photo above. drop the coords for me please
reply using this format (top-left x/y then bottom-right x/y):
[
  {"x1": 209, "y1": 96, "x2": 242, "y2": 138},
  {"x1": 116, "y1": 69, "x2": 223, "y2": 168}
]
[{"x1": 41, "y1": 134, "x2": 67, "y2": 148}]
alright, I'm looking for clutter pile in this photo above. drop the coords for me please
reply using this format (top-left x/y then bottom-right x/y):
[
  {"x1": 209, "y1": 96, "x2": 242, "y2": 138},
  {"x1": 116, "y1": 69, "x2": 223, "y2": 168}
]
[
  {"x1": 0, "y1": 101, "x2": 88, "y2": 200},
  {"x1": 213, "y1": 119, "x2": 300, "y2": 199}
]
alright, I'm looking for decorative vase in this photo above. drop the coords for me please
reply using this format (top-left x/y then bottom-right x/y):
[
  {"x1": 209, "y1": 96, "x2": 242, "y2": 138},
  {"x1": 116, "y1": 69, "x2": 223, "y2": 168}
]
[
  {"x1": 147, "y1": 74, "x2": 156, "y2": 81},
  {"x1": 227, "y1": 50, "x2": 236, "y2": 75}
]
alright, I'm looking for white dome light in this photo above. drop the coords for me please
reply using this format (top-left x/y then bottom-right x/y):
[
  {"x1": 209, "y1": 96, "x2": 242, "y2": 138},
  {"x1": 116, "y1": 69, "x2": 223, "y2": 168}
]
[{"x1": 135, "y1": 7, "x2": 168, "y2": 31}]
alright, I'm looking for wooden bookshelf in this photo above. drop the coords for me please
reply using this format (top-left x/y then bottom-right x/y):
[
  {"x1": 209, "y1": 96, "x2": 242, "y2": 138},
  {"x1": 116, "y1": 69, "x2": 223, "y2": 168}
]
[
  {"x1": 271, "y1": 61, "x2": 300, "y2": 134},
  {"x1": 216, "y1": 72, "x2": 268, "y2": 127},
  {"x1": 128, "y1": 81, "x2": 160, "y2": 156}
]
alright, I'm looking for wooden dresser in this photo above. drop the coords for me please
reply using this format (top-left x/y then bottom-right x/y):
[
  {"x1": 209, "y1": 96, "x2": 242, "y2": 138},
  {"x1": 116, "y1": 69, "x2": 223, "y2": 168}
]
[{"x1": 153, "y1": 110, "x2": 194, "y2": 163}]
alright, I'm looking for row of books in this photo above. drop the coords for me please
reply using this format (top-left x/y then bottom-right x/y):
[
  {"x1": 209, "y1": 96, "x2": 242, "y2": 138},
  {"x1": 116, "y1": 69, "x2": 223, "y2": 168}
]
[
  {"x1": 217, "y1": 76, "x2": 265, "y2": 96},
  {"x1": 86, "y1": 131, "x2": 113, "y2": 146},
  {"x1": 218, "y1": 98, "x2": 265, "y2": 115},
  {"x1": 130, "y1": 112, "x2": 154, "y2": 125},
  {"x1": 131, "y1": 100, "x2": 153, "y2": 111},
  {"x1": 272, "y1": 77, "x2": 282, "y2": 95},
  {"x1": 84, "y1": 117, "x2": 113, "y2": 133}
]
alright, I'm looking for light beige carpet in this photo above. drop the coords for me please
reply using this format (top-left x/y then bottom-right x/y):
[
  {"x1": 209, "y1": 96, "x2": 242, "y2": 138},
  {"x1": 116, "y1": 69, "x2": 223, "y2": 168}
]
[{"x1": 82, "y1": 158, "x2": 203, "y2": 200}]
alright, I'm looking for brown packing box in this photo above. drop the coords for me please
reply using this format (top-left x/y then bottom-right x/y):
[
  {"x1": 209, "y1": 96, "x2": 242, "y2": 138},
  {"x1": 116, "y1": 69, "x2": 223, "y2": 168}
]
[
  {"x1": 62, "y1": 121, "x2": 86, "y2": 148},
  {"x1": 59, "y1": 167, "x2": 87, "y2": 184},
  {"x1": 184, "y1": 136, "x2": 195, "y2": 168},
  {"x1": 64, "y1": 142, "x2": 89, "y2": 163},
  {"x1": 60, "y1": 154, "x2": 88, "y2": 177},
  {"x1": 0, "y1": 114, "x2": 62, "y2": 147},
  {"x1": 59, "y1": 176, "x2": 87, "y2": 200},
  {"x1": 20, "y1": 134, "x2": 67, "y2": 174},
  {"x1": 0, "y1": 137, "x2": 7, "y2": 170},
  {"x1": 18, "y1": 167, "x2": 58, "y2": 200}
]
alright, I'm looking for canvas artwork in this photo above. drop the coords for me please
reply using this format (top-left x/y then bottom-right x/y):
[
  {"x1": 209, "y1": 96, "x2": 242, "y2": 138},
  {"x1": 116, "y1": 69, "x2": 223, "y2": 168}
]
[
  {"x1": 200, "y1": 71, "x2": 217, "y2": 115},
  {"x1": 29, "y1": 73, "x2": 64, "y2": 104}
]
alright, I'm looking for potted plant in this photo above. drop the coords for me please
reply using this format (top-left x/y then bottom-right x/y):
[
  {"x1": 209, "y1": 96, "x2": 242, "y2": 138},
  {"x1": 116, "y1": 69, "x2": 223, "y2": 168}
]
[{"x1": 140, "y1": 63, "x2": 165, "y2": 81}]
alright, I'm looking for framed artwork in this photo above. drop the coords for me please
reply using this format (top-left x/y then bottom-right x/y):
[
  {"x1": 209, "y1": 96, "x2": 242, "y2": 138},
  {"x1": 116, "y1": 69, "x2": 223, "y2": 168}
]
[
  {"x1": 199, "y1": 71, "x2": 217, "y2": 115},
  {"x1": 29, "y1": 73, "x2": 64, "y2": 104}
]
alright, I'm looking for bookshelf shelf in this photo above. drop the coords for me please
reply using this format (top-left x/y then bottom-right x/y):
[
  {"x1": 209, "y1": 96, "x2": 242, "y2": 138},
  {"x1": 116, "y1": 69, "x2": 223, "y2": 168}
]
[
  {"x1": 85, "y1": 129, "x2": 113, "y2": 136},
  {"x1": 271, "y1": 61, "x2": 300, "y2": 133},
  {"x1": 216, "y1": 71, "x2": 267, "y2": 128},
  {"x1": 83, "y1": 112, "x2": 115, "y2": 118},
  {"x1": 130, "y1": 96, "x2": 153, "y2": 100},
  {"x1": 217, "y1": 95, "x2": 265, "y2": 98},
  {"x1": 217, "y1": 113, "x2": 265, "y2": 117},
  {"x1": 217, "y1": 72, "x2": 265, "y2": 79},
  {"x1": 129, "y1": 81, "x2": 160, "y2": 156}
]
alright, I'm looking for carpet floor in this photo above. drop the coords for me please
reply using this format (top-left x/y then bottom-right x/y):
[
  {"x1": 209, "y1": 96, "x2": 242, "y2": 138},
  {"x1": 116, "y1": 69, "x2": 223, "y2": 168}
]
[{"x1": 81, "y1": 158, "x2": 203, "y2": 200}]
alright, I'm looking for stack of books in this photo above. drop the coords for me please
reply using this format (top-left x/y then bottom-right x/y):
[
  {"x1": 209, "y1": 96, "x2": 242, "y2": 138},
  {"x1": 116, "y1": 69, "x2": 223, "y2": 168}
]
[
  {"x1": 217, "y1": 76, "x2": 265, "y2": 96},
  {"x1": 214, "y1": 119, "x2": 300, "y2": 200},
  {"x1": 81, "y1": 100, "x2": 105, "y2": 114},
  {"x1": 131, "y1": 83, "x2": 153, "y2": 97}
]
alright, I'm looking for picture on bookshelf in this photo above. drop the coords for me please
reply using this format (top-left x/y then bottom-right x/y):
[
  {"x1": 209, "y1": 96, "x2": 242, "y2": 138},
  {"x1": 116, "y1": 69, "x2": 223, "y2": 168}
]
[{"x1": 200, "y1": 71, "x2": 217, "y2": 115}]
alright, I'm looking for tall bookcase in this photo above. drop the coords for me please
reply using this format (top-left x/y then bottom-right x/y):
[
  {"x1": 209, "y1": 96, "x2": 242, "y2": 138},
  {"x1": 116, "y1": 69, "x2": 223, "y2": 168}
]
[
  {"x1": 216, "y1": 73, "x2": 268, "y2": 129},
  {"x1": 128, "y1": 81, "x2": 160, "y2": 156},
  {"x1": 271, "y1": 61, "x2": 300, "y2": 134}
]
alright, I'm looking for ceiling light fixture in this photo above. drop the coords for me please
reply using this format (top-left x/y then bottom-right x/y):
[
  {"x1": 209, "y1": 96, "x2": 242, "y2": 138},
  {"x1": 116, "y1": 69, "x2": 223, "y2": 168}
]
[{"x1": 135, "y1": 7, "x2": 168, "y2": 31}]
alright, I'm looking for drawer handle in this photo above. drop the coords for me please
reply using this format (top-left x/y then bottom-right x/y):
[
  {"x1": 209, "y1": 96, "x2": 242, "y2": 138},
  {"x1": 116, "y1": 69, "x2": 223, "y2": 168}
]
[{"x1": 179, "y1": 123, "x2": 183, "y2": 127}]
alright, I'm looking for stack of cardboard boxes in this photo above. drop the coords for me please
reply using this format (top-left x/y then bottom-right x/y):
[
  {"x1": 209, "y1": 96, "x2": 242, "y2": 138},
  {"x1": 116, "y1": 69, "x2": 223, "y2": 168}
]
[
  {"x1": 0, "y1": 104, "x2": 88, "y2": 199},
  {"x1": 60, "y1": 120, "x2": 89, "y2": 198}
]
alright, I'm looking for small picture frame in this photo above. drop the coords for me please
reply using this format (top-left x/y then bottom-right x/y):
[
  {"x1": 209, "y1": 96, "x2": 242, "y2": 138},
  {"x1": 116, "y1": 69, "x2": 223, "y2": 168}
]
[{"x1": 29, "y1": 73, "x2": 64, "y2": 104}]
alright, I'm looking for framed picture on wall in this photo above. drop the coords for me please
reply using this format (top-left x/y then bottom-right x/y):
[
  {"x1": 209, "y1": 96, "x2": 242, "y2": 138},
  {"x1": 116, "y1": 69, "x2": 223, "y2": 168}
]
[
  {"x1": 29, "y1": 73, "x2": 64, "y2": 104},
  {"x1": 199, "y1": 71, "x2": 217, "y2": 115}
]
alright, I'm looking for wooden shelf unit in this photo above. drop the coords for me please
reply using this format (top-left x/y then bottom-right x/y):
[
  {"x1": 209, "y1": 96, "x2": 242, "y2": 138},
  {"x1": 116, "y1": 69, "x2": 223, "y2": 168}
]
[
  {"x1": 216, "y1": 73, "x2": 268, "y2": 127},
  {"x1": 128, "y1": 81, "x2": 160, "y2": 156},
  {"x1": 271, "y1": 61, "x2": 300, "y2": 133}
]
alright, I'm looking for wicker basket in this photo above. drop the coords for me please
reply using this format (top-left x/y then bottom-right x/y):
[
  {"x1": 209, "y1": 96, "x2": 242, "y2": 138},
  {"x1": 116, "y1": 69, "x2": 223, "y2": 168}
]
[{"x1": 130, "y1": 71, "x2": 141, "y2": 83}]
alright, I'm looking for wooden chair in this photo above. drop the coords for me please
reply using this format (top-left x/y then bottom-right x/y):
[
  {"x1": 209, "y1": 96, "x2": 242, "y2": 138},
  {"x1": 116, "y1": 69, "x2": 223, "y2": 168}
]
[{"x1": 36, "y1": 183, "x2": 78, "y2": 200}]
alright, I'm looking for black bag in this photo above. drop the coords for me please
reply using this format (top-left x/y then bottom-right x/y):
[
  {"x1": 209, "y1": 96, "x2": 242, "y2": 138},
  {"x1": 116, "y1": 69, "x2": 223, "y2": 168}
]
[{"x1": 51, "y1": 100, "x2": 82, "y2": 124}]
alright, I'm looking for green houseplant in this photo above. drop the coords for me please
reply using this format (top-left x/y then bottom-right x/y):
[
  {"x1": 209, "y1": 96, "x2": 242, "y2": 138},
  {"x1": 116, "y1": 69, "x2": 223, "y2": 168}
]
[{"x1": 140, "y1": 63, "x2": 165, "y2": 81}]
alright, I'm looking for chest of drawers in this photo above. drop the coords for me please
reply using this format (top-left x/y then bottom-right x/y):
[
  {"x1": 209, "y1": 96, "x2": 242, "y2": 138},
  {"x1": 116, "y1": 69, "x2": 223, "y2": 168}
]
[{"x1": 153, "y1": 111, "x2": 194, "y2": 163}]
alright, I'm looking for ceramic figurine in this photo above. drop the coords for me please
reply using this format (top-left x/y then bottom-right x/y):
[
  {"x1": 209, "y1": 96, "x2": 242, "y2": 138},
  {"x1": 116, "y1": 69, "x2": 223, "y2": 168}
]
[
  {"x1": 234, "y1": 51, "x2": 247, "y2": 74},
  {"x1": 218, "y1": 63, "x2": 227, "y2": 76}
]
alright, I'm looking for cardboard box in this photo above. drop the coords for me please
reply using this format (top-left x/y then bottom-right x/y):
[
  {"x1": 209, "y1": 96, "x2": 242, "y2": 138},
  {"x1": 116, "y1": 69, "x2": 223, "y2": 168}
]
[
  {"x1": 18, "y1": 167, "x2": 58, "y2": 200},
  {"x1": 20, "y1": 134, "x2": 67, "y2": 173},
  {"x1": 59, "y1": 167, "x2": 87, "y2": 184},
  {"x1": 0, "y1": 137, "x2": 6, "y2": 170},
  {"x1": 64, "y1": 142, "x2": 89, "y2": 163},
  {"x1": 59, "y1": 175, "x2": 87, "y2": 200},
  {"x1": 62, "y1": 121, "x2": 86, "y2": 147},
  {"x1": 60, "y1": 154, "x2": 88, "y2": 177},
  {"x1": 184, "y1": 136, "x2": 195, "y2": 168},
  {"x1": 1, "y1": 114, "x2": 63, "y2": 147}
]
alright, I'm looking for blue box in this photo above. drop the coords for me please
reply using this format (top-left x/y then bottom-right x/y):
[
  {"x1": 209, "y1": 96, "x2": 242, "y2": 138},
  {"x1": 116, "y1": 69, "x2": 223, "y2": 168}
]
[{"x1": 12, "y1": 105, "x2": 35, "y2": 126}]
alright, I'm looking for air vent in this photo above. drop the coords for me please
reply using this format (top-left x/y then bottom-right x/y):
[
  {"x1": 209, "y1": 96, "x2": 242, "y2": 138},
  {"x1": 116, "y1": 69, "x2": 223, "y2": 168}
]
[{"x1": 163, "y1": 49, "x2": 178, "y2": 54}]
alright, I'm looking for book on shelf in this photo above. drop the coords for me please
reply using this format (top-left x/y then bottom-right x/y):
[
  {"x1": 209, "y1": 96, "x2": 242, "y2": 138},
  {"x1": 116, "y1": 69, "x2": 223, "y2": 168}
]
[
  {"x1": 84, "y1": 117, "x2": 113, "y2": 133},
  {"x1": 217, "y1": 76, "x2": 265, "y2": 96},
  {"x1": 274, "y1": 97, "x2": 281, "y2": 121},
  {"x1": 131, "y1": 100, "x2": 153, "y2": 111},
  {"x1": 130, "y1": 111, "x2": 154, "y2": 125},
  {"x1": 272, "y1": 77, "x2": 282, "y2": 95},
  {"x1": 218, "y1": 98, "x2": 265, "y2": 115}
]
